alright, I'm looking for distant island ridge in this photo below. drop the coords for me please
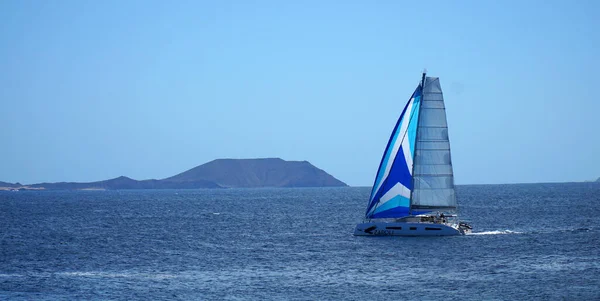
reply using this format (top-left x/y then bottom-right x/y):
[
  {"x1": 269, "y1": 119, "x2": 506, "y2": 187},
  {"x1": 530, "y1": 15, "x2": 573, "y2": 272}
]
[{"x1": 0, "y1": 158, "x2": 347, "y2": 191}]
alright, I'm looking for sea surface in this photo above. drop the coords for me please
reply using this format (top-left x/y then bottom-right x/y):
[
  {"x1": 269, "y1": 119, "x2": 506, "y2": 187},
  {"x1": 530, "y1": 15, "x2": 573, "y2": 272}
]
[{"x1": 1, "y1": 183, "x2": 599, "y2": 300}]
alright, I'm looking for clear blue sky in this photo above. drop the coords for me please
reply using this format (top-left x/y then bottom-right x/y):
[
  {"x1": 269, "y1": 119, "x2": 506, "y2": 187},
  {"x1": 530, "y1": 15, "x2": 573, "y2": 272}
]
[{"x1": 1, "y1": 0, "x2": 598, "y2": 186}]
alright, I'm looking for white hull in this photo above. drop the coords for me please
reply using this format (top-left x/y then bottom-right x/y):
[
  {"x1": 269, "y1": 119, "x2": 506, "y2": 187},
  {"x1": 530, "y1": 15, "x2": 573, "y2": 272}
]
[{"x1": 354, "y1": 221, "x2": 467, "y2": 236}]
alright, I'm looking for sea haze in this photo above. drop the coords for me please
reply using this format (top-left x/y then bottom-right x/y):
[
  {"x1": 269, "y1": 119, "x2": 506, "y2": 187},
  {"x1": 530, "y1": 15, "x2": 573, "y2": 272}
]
[{"x1": 1, "y1": 183, "x2": 599, "y2": 300}]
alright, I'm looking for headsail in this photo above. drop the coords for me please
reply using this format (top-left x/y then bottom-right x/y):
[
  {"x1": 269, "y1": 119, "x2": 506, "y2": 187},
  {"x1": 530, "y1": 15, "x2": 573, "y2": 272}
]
[
  {"x1": 365, "y1": 75, "x2": 456, "y2": 219},
  {"x1": 366, "y1": 85, "x2": 422, "y2": 219}
]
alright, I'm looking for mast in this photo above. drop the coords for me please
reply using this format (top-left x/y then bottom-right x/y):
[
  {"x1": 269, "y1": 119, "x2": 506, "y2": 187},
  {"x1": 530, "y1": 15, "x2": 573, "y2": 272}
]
[{"x1": 409, "y1": 70, "x2": 426, "y2": 215}]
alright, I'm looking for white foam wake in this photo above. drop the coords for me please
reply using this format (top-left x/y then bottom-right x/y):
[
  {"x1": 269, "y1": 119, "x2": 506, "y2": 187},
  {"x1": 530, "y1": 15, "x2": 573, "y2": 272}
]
[{"x1": 467, "y1": 230, "x2": 522, "y2": 235}]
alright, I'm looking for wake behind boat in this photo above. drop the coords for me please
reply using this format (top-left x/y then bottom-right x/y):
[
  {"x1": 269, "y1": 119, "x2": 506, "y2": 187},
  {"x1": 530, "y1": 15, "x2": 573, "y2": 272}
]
[{"x1": 354, "y1": 72, "x2": 472, "y2": 236}]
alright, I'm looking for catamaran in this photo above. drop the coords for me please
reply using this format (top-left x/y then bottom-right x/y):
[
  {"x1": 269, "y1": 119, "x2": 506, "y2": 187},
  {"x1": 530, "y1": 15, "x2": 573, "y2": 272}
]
[{"x1": 354, "y1": 72, "x2": 472, "y2": 236}]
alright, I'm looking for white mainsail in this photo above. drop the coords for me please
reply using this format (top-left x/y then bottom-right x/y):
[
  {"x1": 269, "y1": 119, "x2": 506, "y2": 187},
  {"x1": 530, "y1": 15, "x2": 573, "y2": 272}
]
[{"x1": 410, "y1": 77, "x2": 456, "y2": 212}]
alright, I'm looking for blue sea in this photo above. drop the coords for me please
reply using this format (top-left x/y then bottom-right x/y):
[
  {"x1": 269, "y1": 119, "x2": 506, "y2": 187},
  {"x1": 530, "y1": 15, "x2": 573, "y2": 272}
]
[{"x1": 1, "y1": 183, "x2": 599, "y2": 300}]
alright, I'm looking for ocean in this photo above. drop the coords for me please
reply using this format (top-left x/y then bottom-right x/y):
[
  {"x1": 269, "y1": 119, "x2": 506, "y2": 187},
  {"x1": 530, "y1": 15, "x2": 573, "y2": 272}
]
[{"x1": 1, "y1": 183, "x2": 599, "y2": 300}]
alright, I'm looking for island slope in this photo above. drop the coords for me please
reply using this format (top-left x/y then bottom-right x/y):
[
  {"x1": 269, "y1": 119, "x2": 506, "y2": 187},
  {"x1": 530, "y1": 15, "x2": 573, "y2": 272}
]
[
  {"x1": 166, "y1": 158, "x2": 347, "y2": 188},
  {"x1": 1, "y1": 158, "x2": 347, "y2": 190}
]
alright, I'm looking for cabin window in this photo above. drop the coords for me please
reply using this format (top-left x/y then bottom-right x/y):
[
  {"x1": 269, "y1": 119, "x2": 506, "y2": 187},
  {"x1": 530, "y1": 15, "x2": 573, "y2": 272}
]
[
  {"x1": 386, "y1": 226, "x2": 402, "y2": 230},
  {"x1": 410, "y1": 227, "x2": 417, "y2": 230},
  {"x1": 425, "y1": 227, "x2": 442, "y2": 231}
]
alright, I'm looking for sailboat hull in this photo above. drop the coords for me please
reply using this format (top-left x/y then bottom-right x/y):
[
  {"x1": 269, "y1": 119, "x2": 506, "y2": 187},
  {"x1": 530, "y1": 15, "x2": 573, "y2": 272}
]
[{"x1": 354, "y1": 221, "x2": 464, "y2": 236}]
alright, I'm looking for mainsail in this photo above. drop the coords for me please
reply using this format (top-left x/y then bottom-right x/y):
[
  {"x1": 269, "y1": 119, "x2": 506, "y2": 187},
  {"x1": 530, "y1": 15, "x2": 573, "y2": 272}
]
[
  {"x1": 365, "y1": 75, "x2": 456, "y2": 219},
  {"x1": 411, "y1": 77, "x2": 456, "y2": 212}
]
